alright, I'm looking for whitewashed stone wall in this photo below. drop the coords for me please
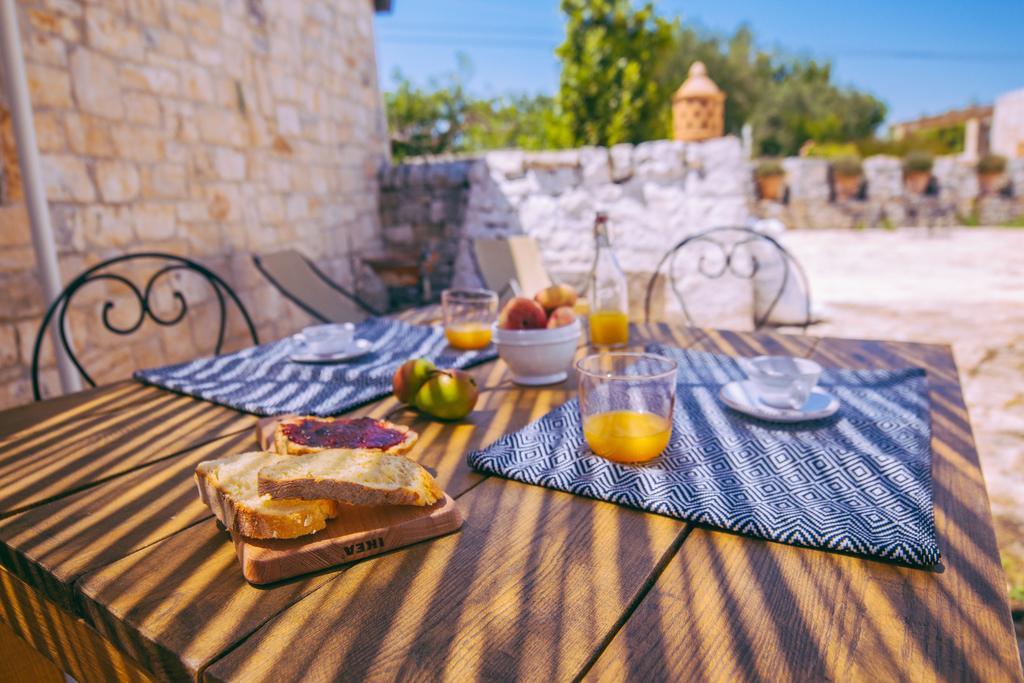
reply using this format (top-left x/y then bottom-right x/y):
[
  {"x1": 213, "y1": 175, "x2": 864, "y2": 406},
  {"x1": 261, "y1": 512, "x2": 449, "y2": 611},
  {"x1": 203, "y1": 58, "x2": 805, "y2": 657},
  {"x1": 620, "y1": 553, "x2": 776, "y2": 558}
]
[{"x1": 379, "y1": 138, "x2": 758, "y2": 327}]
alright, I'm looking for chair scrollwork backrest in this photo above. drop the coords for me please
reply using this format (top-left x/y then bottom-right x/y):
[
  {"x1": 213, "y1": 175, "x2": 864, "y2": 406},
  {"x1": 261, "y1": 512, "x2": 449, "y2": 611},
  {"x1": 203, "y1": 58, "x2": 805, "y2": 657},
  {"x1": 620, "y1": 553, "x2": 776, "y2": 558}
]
[
  {"x1": 643, "y1": 226, "x2": 812, "y2": 331},
  {"x1": 32, "y1": 252, "x2": 259, "y2": 400}
]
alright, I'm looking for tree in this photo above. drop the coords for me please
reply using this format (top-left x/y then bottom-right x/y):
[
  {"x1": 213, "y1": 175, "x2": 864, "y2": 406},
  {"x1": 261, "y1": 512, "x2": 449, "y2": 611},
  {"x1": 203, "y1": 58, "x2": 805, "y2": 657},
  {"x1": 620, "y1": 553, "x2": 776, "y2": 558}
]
[
  {"x1": 555, "y1": 0, "x2": 674, "y2": 146},
  {"x1": 384, "y1": 56, "x2": 475, "y2": 159}
]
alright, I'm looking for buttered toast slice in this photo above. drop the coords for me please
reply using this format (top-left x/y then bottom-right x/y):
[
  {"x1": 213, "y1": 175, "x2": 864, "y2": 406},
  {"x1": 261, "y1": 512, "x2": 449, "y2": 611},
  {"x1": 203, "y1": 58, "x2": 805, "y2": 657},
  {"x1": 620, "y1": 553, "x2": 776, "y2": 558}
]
[
  {"x1": 257, "y1": 448, "x2": 444, "y2": 507},
  {"x1": 272, "y1": 416, "x2": 417, "y2": 456},
  {"x1": 195, "y1": 451, "x2": 338, "y2": 539}
]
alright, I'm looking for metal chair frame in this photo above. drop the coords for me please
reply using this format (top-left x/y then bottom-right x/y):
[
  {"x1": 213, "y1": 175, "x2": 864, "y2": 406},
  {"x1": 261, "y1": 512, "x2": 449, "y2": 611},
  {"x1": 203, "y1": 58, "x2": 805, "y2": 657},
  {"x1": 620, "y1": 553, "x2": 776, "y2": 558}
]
[
  {"x1": 252, "y1": 252, "x2": 383, "y2": 323},
  {"x1": 32, "y1": 252, "x2": 259, "y2": 400},
  {"x1": 643, "y1": 226, "x2": 813, "y2": 331}
]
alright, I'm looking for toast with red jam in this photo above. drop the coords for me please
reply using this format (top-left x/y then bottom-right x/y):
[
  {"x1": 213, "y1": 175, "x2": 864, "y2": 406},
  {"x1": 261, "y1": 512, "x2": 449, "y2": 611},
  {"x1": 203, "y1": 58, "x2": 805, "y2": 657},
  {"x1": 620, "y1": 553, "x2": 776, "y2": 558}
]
[{"x1": 272, "y1": 416, "x2": 417, "y2": 456}]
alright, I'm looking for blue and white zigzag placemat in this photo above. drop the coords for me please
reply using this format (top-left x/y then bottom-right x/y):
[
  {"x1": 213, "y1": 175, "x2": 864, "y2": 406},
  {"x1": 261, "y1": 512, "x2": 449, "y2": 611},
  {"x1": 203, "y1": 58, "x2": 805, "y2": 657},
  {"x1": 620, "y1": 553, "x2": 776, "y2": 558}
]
[
  {"x1": 468, "y1": 346, "x2": 938, "y2": 567},
  {"x1": 134, "y1": 317, "x2": 497, "y2": 416}
]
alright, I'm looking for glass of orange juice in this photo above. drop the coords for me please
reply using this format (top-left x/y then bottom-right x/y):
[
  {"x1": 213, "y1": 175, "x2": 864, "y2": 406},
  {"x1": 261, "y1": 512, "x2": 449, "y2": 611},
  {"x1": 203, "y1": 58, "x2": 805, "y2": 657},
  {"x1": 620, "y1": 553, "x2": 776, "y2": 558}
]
[
  {"x1": 576, "y1": 352, "x2": 678, "y2": 463},
  {"x1": 442, "y1": 289, "x2": 498, "y2": 350}
]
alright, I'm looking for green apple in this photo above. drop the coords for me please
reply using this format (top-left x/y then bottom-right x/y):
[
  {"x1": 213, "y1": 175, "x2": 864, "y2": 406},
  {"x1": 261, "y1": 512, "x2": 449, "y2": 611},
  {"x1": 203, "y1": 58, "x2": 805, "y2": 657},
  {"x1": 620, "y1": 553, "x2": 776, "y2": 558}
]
[
  {"x1": 392, "y1": 358, "x2": 437, "y2": 404},
  {"x1": 413, "y1": 369, "x2": 479, "y2": 420}
]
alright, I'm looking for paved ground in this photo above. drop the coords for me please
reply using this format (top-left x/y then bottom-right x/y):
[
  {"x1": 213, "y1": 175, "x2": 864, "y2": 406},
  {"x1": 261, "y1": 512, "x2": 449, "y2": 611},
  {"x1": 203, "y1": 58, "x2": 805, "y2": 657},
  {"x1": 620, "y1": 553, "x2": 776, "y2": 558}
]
[{"x1": 782, "y1": 226, "x2": 1024, "y2": 661}]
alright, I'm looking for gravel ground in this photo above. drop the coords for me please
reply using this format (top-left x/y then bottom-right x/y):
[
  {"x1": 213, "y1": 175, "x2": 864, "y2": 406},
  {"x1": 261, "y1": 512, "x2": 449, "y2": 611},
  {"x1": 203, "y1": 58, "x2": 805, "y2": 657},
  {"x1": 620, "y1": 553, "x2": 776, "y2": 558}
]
[{"x1": 781, "y1": 227, "x2": 1024, "y2": 664}]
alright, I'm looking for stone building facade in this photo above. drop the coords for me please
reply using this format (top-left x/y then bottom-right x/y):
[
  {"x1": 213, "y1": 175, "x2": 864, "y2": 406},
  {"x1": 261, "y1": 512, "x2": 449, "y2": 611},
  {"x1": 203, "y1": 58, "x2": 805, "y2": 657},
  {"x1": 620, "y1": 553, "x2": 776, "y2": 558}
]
[{"x1": 0, "y1": 0, "x2": 389, "y2": 407}]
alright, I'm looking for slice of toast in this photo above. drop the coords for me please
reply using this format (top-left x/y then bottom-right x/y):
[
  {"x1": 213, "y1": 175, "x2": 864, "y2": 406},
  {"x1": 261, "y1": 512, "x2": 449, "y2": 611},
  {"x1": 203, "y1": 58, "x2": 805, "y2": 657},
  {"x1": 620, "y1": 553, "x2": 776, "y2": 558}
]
[
  {"x1": 257, "y1": 448, "x2": 444, "y2": 507},
  {"x1": 272, "y1": 416, "x2": 417, "y2": 456},
  {"x1": 195, "y1": 451, "x2": 338, "y2": 540}
]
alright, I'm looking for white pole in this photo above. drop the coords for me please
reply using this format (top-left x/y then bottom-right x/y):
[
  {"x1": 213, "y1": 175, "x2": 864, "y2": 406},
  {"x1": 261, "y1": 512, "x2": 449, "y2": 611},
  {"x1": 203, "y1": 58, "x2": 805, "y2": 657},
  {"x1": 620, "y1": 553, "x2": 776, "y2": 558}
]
[{"x1": 0, "y1": 0, "x2": 81, "y2": 394}]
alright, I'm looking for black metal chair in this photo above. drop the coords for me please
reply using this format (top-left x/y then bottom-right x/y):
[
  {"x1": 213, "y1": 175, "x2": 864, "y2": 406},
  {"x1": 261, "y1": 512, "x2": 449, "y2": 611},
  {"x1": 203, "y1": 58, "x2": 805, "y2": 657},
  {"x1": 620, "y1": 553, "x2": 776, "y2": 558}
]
[
  {"x1": 252, "y1": 250, "x2": 382, "y2": 324},
  {"x1": 643, "y1": 226, "x2": 813, "y2": 331},
  {"x1": 32, "y1": 252, "x2": 259, "y2": 400}
]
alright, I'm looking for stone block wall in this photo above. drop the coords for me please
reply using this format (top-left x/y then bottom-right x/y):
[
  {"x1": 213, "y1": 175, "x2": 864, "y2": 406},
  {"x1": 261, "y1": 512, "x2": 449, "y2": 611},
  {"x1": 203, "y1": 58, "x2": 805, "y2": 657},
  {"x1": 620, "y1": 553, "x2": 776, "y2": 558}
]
[
  {"x1": 757, "y1": 155, "x2": 1024, "y2": 229},
  {"x1": 0, "y1": 0, "x2": 388, "y2": 408}
]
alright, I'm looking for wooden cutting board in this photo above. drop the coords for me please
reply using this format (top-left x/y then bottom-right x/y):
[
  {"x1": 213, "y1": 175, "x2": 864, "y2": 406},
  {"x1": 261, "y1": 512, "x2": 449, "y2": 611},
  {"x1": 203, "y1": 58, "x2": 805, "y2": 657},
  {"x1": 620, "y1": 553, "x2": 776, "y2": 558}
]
[
  {"x1": 231, "y1": 415, "x2": 463, "y2": 585},
  {"x1": 231, "y1": 495, "x2": 462, "y2": 584}
]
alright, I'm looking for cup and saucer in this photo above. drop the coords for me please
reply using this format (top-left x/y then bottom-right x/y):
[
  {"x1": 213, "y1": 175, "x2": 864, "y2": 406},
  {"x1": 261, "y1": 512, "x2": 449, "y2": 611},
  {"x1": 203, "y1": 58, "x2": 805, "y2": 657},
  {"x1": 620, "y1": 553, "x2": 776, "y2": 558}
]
[
  {"x1": 719, "y1": 355, "x2": 839, "y2": 423},
  {"x1": 288, "y1": 323, "x2": 374, "y2": 364}
]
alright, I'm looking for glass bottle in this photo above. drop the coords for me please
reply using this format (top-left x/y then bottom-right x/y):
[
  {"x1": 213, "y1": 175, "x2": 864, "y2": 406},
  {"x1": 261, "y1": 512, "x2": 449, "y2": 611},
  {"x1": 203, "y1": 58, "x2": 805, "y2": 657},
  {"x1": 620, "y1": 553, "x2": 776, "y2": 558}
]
[{"x1": 587, "y1": 212, "x2": 629, "y2": 347}]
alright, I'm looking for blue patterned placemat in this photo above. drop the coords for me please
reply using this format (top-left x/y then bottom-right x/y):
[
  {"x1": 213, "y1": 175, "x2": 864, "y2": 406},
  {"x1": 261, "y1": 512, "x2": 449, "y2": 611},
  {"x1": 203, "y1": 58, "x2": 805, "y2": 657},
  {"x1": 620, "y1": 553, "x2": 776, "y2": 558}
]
[
  {"x1": 134, "y1": 318, "x2": 497, "y2": 416},
  {"x1": 468, "y1": 346, "x2": 938, "y2": 567}
]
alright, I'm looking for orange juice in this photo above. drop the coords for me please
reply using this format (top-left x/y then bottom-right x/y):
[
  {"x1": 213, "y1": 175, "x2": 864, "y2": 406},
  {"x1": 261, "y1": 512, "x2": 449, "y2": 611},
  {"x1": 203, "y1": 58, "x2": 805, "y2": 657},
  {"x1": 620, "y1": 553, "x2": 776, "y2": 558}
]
[
  {"x1": 588, "y1": 310, "x2": 629, "y2": 346},
  {"x1": 583, "y1": 410, "x2": 671, "y2": 463},
  {"x1": 445, "y1": 322, "x2": 493, "y2": 350}
]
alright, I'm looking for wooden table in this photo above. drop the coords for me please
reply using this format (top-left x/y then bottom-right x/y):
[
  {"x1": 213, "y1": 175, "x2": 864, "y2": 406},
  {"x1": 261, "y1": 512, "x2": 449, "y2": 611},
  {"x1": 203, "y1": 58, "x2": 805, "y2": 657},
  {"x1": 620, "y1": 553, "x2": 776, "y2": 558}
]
[{"x1": 0, "y1": 320, "x2": 1021, "y2": 682}]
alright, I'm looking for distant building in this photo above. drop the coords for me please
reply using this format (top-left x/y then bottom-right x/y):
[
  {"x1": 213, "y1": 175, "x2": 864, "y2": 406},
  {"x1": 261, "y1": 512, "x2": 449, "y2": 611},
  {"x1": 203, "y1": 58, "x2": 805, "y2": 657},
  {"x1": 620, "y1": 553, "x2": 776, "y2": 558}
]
[
  {"x1": 890, "y1": 105, "x2": 993, "y2": 159},
  {"x1": 992, "y1": 88, "x2": 1024, "y2": 159}
]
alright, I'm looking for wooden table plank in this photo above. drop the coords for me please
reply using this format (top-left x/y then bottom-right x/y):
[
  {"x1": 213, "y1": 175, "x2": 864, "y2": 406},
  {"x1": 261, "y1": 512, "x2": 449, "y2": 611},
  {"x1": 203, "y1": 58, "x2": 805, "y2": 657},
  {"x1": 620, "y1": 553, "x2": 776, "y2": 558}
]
[
  {"x1": 0, "y1": 381, "x2": 160, "y2": 440},
  {"x1": 585, "y1": 337, "x2": 1023, "y2": 681},
  {"x1": 203, "y1": 477, "x2": 685, "y2": 682},
  {"x1": 0, "y1": 564, "x2": 154, "y2": 683},
  {"x1": 0, "y1": 430, "x2": 255, "y2": 611},
  {"x1": 0, "y1": 387, "x2": 255, "y2": 517}
]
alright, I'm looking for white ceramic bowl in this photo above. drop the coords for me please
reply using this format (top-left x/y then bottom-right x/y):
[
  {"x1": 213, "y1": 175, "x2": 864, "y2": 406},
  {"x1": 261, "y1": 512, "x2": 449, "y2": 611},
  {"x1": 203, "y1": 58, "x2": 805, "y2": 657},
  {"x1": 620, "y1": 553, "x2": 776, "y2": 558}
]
[{"x1": 492, "y1": 319, "x2": 582, "y2": 385}]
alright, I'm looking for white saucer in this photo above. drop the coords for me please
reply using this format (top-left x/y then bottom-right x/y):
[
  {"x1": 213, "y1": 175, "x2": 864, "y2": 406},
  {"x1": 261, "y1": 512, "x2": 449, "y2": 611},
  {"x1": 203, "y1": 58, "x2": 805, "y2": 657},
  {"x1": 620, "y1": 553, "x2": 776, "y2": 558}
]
[
  {"x1": 719, "y1": 380, "x2": 840, "y2": 423},
  {"x1": 289, "y1": 338, "x2": 374, "y2": 364}
]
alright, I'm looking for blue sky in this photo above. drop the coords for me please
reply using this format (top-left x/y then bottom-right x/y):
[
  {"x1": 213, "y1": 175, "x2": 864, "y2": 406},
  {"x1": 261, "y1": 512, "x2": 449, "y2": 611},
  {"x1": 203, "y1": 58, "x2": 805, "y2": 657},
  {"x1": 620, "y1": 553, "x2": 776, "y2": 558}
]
[{"x1": 375, "y1": 0, "x2": 1024, "y2": 127}]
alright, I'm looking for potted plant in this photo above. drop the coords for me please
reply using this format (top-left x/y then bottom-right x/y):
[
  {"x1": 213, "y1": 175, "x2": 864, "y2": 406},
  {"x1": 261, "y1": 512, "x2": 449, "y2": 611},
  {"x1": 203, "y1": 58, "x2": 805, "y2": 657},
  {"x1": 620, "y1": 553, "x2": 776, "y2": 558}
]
[
  {"x1": 754, "y1": 159, "x2": 786, "y2": 201},
  {"x1": 831, "y1": 155, "x2": 863, "y2": 201},
  {"x1": 976, "y1": 153, "x2": 1007, "y2": 195},
  {"x1": 902, "y1": 151, "x2": 933, "y2": 194}
]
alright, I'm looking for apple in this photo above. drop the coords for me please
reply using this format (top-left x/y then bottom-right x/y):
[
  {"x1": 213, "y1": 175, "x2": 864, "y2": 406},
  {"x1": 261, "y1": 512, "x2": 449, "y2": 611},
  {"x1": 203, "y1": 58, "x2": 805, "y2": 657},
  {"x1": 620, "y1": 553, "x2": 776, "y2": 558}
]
[
  {"x1": 413, "y1": 369, "x2": 479, "y2": 420},
  {"x1": 534, "y1": 283, "x2": 578, "y2": 313},
  {"x1": 546, "y1": 306, "x2": 577, "y2": 328},
  {"x1": 498, "y1": 297, "x2": 548, "y2": 330},
  {"x1": 392, "y1": 358, "x2": 437, "y2": 404}
]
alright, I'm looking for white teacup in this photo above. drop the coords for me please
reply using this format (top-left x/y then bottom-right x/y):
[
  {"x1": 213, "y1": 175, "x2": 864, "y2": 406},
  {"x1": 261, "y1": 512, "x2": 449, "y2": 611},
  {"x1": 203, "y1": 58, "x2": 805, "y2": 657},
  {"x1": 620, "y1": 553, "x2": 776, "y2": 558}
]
[
  {"x1": 299, "y1": 323, "x2": 355, "y2": 356},
  {"x1": 740, "y1": 355, "x2": 822, "y2": 409}
]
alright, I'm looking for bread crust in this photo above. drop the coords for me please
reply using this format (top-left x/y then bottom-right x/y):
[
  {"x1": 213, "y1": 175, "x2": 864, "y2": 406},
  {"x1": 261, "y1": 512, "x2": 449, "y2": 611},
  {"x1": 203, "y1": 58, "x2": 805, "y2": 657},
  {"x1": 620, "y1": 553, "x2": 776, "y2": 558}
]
[
  {"x1": 195, "y1": 455, "x2": 338, "y2": 540},
  {"x1": 258, "y1": 471, "x2": 444, "y2": 507},
  {"x1": 272, "y1": 416, "x2": 417, "y2": 456}
]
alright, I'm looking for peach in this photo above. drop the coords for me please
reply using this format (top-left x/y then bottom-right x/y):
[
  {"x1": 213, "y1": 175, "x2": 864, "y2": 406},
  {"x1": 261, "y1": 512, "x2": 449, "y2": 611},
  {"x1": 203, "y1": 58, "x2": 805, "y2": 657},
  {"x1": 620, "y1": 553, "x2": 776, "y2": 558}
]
[
  {"x1": 534, "y1": 283, "x2": 578, "y2": 313},
  {"x1": 498, "y1": 297, "x2": 548, "y2": 330},
  {"x1": 546, "y1": 306, "x2": 577, "y2": 329}
]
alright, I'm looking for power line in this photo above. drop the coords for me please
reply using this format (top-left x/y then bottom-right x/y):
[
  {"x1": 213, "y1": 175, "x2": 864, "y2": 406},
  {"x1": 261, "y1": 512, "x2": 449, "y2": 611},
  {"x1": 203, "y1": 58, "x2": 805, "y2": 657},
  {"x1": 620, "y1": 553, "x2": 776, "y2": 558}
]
[{"x1": 378, "y1": 32, "x2": 1024, "y2": 63}]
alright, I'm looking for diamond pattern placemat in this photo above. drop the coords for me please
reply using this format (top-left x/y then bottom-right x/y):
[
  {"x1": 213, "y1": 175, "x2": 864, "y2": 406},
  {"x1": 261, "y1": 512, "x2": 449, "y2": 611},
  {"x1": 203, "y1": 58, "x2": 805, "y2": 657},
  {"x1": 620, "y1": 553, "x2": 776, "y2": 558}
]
[{"x1": 468, "y1": 346, "x2": 938, "y2": 567}]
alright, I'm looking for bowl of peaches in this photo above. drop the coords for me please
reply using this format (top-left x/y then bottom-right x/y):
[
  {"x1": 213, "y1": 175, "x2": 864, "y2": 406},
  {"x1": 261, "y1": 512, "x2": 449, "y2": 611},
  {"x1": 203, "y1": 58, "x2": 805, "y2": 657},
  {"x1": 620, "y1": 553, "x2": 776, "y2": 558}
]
[{"x1": 493, "y1": 284, "x2": 582, "y2": 385}]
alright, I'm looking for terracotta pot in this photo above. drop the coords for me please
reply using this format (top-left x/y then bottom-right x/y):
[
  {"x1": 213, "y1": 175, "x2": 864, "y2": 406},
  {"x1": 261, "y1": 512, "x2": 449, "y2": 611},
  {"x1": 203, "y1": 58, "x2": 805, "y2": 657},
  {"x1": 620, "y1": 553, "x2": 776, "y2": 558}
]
[
  {"x1": 904, "y1": 170, "x2": 931, "y2": 194},
  {"x1": 756, "y1": 174, "x2": 784, "y2": 201},
  {"x1": 833, "y1": 173, "x2": 862, "y2": 201},
  {"x1": 978, "y1": 171, "x2": 1004, "y2": 196}
]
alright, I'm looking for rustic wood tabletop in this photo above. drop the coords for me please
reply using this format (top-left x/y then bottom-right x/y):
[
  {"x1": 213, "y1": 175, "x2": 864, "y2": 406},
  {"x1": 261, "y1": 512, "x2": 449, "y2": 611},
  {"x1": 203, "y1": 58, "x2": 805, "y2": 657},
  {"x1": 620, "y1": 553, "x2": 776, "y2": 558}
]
[{"x1": 0, "y1": 313, "x2": 1020, "y2": 682}]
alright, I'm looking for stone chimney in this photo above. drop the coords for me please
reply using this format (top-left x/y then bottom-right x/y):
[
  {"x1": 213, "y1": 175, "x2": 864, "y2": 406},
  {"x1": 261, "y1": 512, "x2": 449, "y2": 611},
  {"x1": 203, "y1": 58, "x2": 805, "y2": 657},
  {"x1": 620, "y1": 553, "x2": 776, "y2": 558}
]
[{"x1": 672, "y1": 61, "x2": 726, "y2": 142}]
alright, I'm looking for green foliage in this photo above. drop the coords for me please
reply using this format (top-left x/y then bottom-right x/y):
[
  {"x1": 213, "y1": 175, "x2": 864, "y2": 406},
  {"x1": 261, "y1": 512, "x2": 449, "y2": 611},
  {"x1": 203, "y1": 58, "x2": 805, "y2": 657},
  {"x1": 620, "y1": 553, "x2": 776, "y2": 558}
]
[
  {"x1": 754, "y1": 158, "x2": 785, "y2": 178},
  {"x1": 803, "y1": 142, "x2": 860, "y2": 159},
  {"x1": 977, "y1": 153, "x2": 1007, "y2": 174},
  {"x1": 831, "y1": 155, "x2": 863, "y2": 177},
  {"x1": 384, "y1": 57, "x2": 567, "y2": 160},
  {"x1": 555, "y1": 0, "x2": 674, "y2": 146},
  {"x1": 902, "y1": 151, "x2": 934, "y2": 174},
  {"x1": 383, "y1": 3, "x2": 889, "y2": 158},
  {"x1": 384, "y1": 57, "x2": 474, "y2": 159}
]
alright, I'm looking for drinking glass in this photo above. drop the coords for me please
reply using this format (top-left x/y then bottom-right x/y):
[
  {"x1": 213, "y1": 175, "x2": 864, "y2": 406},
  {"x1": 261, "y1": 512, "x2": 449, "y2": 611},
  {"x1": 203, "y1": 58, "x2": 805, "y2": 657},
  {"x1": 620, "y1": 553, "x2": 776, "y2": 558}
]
[
  {"x1": 576, "y1": 352, "x2": 678, "y2": 463},
  {"x1": 442, "y1": 289, "x2": 498, "y2": 350}
]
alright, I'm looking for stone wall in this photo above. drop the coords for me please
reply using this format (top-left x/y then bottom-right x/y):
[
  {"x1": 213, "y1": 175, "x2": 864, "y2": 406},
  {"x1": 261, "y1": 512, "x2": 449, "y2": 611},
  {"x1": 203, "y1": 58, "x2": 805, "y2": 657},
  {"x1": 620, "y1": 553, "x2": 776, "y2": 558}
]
[
  {"x1": 757, "y1": 155, "x2": 1024, "y2": 229},
  {"x1": 0, "y1": 0, "x2": 388, "y2": 408},
  {"x1": 378, "y1": 141, "x2": 1024, "y2": 327},
  {"x1": 378, "y1": 138, "x2": 757, "y2": 327}
]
